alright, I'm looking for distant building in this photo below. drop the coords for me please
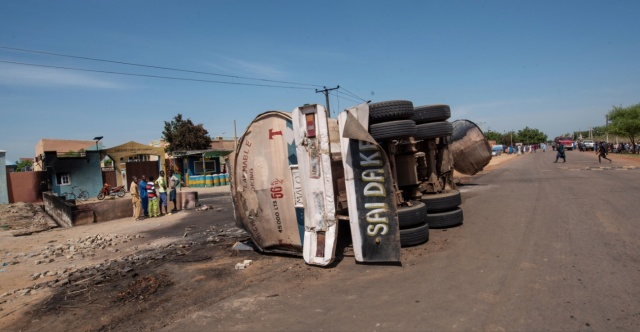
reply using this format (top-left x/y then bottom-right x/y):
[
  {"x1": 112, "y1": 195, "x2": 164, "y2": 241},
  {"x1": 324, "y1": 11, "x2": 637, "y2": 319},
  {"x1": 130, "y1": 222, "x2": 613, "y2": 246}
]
[
  {"x1": 34, "y1": 138, "x2": 102, "y2": 171},
  {"x1": 5, "y1": 159, "x2": 17, "y2": 173},
  {"x1": 210, "y1": 136, "x2": 236, "y2": 151}
]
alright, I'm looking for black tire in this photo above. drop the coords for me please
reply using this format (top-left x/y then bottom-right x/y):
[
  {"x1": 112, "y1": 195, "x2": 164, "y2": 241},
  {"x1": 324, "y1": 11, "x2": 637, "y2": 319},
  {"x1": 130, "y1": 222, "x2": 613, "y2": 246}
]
[
  {"x1": 421, "y1": 190, "x2": 461, "y2": 213},
  {"x1": 400, "y1": 222, "x2": 429, "y2": 247},
  {"x1": 368, "y1": 100, "x2": 414, "y2": 124},
  {"x1": 415, "y1": 121, "x2": 453, "y2": 140},
  {"x1": 426, "y1": 208, "x2": 463, "y2": 229},
  {"x1": 97, "y1": 192, "x2": 105, "y2": 200},
  {"x1": 398, "y1": 201, "x2": 427, "y2": 229},
  {"x1": 369, "y1": 120, "x2": 416, "y2": 141},
  {"x1": 117, "y1": 190, "x2": 126, "y2": 198},
  {"x1": 411, "y1": 105, "x2": 451, "y2": 124},
  {"x1": 64, "y1": 193, "x2": 76, "y2": 201}
]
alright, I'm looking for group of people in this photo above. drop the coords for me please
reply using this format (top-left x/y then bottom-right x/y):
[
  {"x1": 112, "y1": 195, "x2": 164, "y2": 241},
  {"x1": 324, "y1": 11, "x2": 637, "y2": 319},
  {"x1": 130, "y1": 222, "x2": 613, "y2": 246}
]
[
  {"x1": 608, "y1": 141, "x2": 640, "y2": 154},
  {"x1": 129, "y1": 170, "x2": 180, "y2": 221}
]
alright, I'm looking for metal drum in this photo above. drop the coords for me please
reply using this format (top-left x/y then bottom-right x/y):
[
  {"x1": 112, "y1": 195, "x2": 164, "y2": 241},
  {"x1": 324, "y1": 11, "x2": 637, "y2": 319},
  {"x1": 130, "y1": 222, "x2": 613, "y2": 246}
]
[
  {"x1": 213, "y1": 174, "x2": 220, "y2": 186},
  {"x1": 450, "y1": 119, "x2": 491, "y2": 175},
  {"x1": 205, "y1": 175, "x2": 213, "y2": 187}
]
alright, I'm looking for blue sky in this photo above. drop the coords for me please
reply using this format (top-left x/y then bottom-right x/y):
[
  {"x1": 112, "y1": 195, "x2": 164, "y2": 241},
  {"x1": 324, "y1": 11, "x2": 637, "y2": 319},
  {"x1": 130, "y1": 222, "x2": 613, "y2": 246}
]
[{"x1": 1, "y1": 0, "x2": 639, "y2": 162}]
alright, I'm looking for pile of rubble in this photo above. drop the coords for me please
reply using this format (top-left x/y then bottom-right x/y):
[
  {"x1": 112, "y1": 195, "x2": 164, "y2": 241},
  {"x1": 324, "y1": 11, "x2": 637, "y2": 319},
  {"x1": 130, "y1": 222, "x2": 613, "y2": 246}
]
[
  {"x1": 1, "y1": 241, "x2": 191, "y2": 302},
  {"x1": 5, "y1": 233, "x2": 142, "y2": 266},
  {"x1": 0, "y1": 226, "x2": 252, "y2": 304},
  {"x1": 0, "y1": 202, "x2": 56, "y2": 234}
]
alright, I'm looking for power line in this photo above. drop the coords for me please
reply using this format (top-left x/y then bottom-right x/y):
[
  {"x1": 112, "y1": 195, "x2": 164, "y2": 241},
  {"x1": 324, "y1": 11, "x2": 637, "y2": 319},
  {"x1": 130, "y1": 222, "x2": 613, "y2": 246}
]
[
  {"x1": 340, "y1": 86, "x2": 366, "y2": 102},
  {"x1": 0, "y1": 60, "x2": 316, "y2": 90},
  {"x1": 0, "y1": 45, "x2": 324, "y2": 88},
  {"x1": 333, "y1": 90, "x2": 361, "y2": 105}
]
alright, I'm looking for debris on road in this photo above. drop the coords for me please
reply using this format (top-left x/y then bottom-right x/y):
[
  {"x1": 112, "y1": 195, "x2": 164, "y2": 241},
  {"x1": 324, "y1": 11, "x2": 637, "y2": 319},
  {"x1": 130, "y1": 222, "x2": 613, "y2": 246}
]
[{"x1": 234, "y1": 260, "x2": 253, "y2": 270}]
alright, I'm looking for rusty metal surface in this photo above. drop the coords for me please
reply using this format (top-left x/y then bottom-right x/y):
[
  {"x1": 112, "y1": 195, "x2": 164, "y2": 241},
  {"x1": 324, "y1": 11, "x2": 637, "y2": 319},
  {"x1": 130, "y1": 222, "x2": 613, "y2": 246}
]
[
  {"x1": 230, "y1": 111, "x2": 303, "y2": 254},
  {"x1": 450, "y1": 119, "x2": 491, "y2": 175}
]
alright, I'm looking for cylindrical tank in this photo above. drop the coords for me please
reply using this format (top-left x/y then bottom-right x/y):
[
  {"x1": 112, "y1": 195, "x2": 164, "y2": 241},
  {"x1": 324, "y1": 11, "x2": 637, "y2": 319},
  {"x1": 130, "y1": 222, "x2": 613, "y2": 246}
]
[
  {"x1": 205, "y1": 174, "x2": 213, "y2": 187},
  {"x1": 213, "y1": 174, "x2": 220, "y2": 186},
  {"x1": 222, "y1": 173, "x2": 229, "y2": 185},
  {"x1": 231, "y1": 111, "x2": 302, "y2": 254},
  {"x1": 450, "y1": 119, "x2": 492, "y2": 175}
]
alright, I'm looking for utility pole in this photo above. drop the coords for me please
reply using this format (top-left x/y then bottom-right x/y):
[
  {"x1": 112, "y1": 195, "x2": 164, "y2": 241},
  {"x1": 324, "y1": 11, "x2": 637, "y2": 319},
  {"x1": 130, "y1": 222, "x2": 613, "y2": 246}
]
[{"x1": 316, "y1": 86, "x2": 339, "y2": 114}]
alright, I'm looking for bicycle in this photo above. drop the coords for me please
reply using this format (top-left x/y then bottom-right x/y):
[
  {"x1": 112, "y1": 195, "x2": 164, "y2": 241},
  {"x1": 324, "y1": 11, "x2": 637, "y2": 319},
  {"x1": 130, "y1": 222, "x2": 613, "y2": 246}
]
[{"x1": 61, "y1": 186, "x2": 89, "y2": 201}]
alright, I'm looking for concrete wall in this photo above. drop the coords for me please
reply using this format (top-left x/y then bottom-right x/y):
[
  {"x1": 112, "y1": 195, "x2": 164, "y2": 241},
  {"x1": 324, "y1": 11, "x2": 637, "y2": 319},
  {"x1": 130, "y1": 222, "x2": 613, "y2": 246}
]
[
  {"x1": 0, "y1": 151, "x2": 8, "y2": 204},
  {"x1": 43, "y1": 192, "x2": 74, "y2": 228},
  {"x1": 86, "y1": 198, "x2": 132, "y2": 222},
  {"x1": 43, "y1": 191, "x2": 134, "y2": 226}
]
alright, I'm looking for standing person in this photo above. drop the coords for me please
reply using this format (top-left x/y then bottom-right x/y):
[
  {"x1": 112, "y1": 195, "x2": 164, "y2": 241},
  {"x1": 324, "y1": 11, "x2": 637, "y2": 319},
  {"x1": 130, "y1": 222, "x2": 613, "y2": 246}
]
[
  {"x1": 598, "y1": 141, "x2": 612, "y2": 163},
  {"x1": 156, "y1": 170, "x2": 168, "y2": 215},
  {"x1": 147, "y1": 175, "x2": 159, "y2": 217},
  {"x1": 139, "y1": 175, "x2": 148, "y2": 217},
  {"x1": 130, "y1": 176, "x2": 142, "y2": 221},
  {"x1": 168, "y1": 170, "x2": 180, "y2": 214},
  {"x1": 554, "y1": 142, "x2": 566, "y2": 163}
]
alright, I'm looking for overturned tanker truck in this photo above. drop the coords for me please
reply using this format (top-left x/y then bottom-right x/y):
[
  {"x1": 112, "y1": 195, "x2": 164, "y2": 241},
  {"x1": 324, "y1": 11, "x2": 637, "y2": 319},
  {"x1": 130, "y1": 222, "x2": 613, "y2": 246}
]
[{"x1": 229, "y1": 100, "x2": 491, "y2": 266}]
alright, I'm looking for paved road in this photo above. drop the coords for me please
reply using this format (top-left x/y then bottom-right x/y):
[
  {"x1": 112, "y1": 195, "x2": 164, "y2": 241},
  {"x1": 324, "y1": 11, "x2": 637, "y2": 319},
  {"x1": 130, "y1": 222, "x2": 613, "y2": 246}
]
[{"x1": 165, "y1": 151, "x2": 640, "y2": 331}]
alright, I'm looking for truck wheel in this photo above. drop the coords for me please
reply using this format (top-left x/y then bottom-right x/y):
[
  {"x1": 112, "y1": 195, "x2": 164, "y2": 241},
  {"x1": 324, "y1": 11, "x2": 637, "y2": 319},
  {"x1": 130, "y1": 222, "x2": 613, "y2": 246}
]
[
  {"x1": 421, "y1": 190, "x2": 461, "y2": 213},
  {"x1": 370, "y1": 120, "x2": 416, "y2": 141},
  {"x1": 398, "y1": 201, "x2": 427, "y2": 229},
  {"x1": 414, "y1": 121, "x2": 453, "y2": 140},
  {"x1": 400, "y1": 222, "x2": 429, "y2": 247},
  {"x1": 426, "y1": 208, "x2": 463, "y2": 229},
  {"x1": 368, "y1": 100, "x2": 414, "y2": 124},
  {"x1": 411, "y1": 105, "x2": 451, "y2": 124}
]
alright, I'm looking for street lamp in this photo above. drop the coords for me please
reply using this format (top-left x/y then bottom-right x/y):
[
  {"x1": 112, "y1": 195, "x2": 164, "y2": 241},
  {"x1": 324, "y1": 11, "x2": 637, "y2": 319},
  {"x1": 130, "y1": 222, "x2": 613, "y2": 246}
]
[{"x1": 93, "y1": 136, "x2": 103, "y2": 152}]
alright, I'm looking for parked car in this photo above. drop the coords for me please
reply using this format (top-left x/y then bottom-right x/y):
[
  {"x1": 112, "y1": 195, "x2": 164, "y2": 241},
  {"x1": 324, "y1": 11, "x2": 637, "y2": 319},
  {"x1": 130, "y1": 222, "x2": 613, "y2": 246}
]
[
  {"x1": 491, "y1": 145, "x2": 503, "y2": 156},
  {"x1": 583, "y1": 140, "x2": 595, "y2": 151}
]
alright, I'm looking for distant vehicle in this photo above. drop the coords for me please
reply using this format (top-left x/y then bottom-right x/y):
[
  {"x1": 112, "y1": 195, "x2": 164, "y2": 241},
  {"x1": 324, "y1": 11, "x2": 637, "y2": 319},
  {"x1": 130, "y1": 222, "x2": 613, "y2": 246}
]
[
  {"x1": 555, "y1": 136, "x2": 574, "y2": 151},
  {"x1": 583, "y1": 140, "x2": 595, "y2": 151},
  {"x1": 491, "y1": 144, "x2": 503, "y2": 156}
]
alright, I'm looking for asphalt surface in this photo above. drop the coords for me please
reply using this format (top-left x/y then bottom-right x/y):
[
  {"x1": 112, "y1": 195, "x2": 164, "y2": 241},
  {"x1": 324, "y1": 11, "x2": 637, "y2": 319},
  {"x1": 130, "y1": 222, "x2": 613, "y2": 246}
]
[{"x1": 164, "y1": 151, "x2": 640, "y2": 331}]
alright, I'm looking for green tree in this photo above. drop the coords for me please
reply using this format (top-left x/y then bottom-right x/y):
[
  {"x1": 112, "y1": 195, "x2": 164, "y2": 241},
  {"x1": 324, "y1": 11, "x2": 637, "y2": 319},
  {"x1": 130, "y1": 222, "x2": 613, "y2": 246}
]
[
  {"x1": 162, "y1": 114, "x2": 212, "y2": 153},
  {"x1": 15, "y1": 160, "x2": 32, "y2": 172},
  {"x1": 502, "y1": 130, "x2": 517, "y2": 146},
  {"x1": 607, "y1": 103, "x2": 640, "y2": 152},
  {"x1": 484, "y1": 130, "x2": 504, "y2": 143},
  {"x1": 516, "y1": 127, "x2": 548, "y2": 145},
  {"x1": 591, "y1": 125, "x2": 607, "y2": 138}
]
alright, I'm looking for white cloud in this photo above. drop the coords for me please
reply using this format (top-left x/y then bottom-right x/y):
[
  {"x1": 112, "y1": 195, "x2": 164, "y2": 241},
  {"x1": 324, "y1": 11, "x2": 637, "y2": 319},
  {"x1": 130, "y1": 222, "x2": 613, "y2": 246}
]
[{"x1": 0, "y1": 63, "x2": 123, "y2": 89}]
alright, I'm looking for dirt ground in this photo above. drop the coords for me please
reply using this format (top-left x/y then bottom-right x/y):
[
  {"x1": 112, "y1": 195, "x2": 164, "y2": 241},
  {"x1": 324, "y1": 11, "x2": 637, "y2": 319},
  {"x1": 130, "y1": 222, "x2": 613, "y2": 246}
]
[{"x1": 2, "y1": 151, "x2": 636, "y2": 331}]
